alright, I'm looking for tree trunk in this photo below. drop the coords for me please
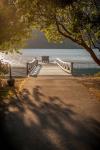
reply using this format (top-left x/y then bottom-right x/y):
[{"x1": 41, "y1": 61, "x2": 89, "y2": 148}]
[
  {"x1": 66, "y1": 36, "x2": 100, "y2": 65},
  {"x1": 56, "y1": 22, "x2": 100, "y2": 65},
  {"x1": 81, "y1": 42, "x2": 100, "y2": 66}
]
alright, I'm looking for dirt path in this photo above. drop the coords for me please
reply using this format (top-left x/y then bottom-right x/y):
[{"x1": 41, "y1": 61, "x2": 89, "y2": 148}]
[{"x1": 1, "y1": 76, "x2": 100, "y2": 150}]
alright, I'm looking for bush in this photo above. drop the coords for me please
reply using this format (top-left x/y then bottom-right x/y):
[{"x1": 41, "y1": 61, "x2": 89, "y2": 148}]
[
  {"x1": 0, "y1": 60, "x2": 9, "y2": 75},
  {"x1": 94, "y1": 72, "x2": 100, "y2": 77}
]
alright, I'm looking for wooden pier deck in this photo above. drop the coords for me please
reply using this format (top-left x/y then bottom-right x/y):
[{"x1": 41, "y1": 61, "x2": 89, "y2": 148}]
[
  {"x1": 30, "y1": 63, "x2": 70, "y2": 76},
  {"x1": 39, "y1": 64, "x2": 70, "y2": 75}
]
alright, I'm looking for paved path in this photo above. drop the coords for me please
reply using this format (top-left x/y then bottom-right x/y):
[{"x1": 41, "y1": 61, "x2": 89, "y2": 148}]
[{"x1": 2, "y1": 76, "x2": 100, "y2": 150}]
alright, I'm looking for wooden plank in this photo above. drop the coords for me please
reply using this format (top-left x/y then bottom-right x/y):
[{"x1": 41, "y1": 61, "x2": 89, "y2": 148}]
[{"x1": 38, "y1": 64, "x2": 70, "y2": 76}]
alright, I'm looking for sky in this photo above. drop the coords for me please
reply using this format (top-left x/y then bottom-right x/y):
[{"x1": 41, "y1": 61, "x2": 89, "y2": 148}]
[{"x1": 25, "y1": 30, "x2": 82, "y2": 49}]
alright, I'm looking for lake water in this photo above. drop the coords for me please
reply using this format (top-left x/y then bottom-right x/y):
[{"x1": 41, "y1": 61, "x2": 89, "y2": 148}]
[{"x1": 0, "y1": 49, "x2": 100, "y2": 68}]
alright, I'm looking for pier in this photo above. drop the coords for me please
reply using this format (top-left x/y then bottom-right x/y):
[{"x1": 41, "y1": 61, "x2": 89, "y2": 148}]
[
  {"x1": 9, "y1": 58, "x2": 73, "y2": 77},
  {"x1": 8, "y1": 57, "x2": 100, "y2": 77}
]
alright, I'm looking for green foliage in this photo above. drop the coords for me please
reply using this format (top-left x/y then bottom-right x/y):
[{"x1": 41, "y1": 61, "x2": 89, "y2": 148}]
[
  {"x1": 1, "y1": 0, "x2": 99, "y2": 50},
  {"x1": 0, "y1": 0, "x2": 100, "y2": 64},
  {"x1": 0, "y1": 1, "x2": 32, "y2": 53},
  {"x1": 0, "y1": 61, "x2": 9, "y2": 75},
  {"x1": 94, "y1": 72, "x2": 100, "y2": 77},
  {"x1": 15, "y1": 0, "x2": 99, "y2": 48}
]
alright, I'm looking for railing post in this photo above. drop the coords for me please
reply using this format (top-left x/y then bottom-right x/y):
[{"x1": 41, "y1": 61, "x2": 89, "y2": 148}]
[
  {"x1": 26, "y1": 62, "x2": 29, "y2": 76},
  {"x1": 9, "y1": 64, "x2": 12, "y2": 79},
  {"x1": 36, "y1": 59, "x2": 38, "y2": 67},
  {"x1": 7, "y1": 64, "x2": 15, "y2": 87},
  {"x1": 71, "y1": 62, "x2": 73, "y2": 75}
]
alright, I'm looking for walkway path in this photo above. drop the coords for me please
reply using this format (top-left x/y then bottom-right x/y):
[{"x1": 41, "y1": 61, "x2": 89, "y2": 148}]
[
  {"x1": 2, "y1": 76, "x2": 100, "y2": 150},
  {"x1": 30, "y1": 63, "x2": 70, "y2": 76},
  {"x1": 38, "y1": 64, "x2": 68, "y2": 75}
]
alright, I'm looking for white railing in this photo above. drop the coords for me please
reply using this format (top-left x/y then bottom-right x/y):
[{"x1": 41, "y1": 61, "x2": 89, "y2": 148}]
[
  {"x1": 56, "y1": 58, "x2": 73, "y2": 74},
  {"x1": 26, "y1": 58, "x2": 38, "y2": 76}
]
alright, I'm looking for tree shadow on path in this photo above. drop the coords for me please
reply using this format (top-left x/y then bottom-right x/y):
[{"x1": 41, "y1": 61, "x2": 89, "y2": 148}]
[{"x1": 0, "y1": 86, "x2": 100, "y2": 150}]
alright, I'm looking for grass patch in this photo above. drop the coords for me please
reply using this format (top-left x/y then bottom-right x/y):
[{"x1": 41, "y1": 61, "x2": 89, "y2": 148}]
[
  {"x1": 0, "y1": 88, "x2": 10, "y2": 98},
  {"x1": 0, "y1": 78, "x2": 25, "y2": 99},
  {"x1": 94, "y1": 72, "x2": 100, "y2": 77},
  {"x1": 76, "y1": 76, "x2": 100, "y2": 100}
]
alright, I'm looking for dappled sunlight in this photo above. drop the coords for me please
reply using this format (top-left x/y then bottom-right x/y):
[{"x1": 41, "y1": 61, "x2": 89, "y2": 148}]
[
  {"x1": 44, "y1": 128, "x2": 64, "y2": 150},
  {"x1": 23, "y1": 108, "x2": 41, "y2": 127},
  {"x1": 33, "y1": 86, "x2": 45, "y2": 102},
  {"x1": 0, "y1": 81, "x2": 100, "y2": 150},
  {"x1": 8, "y1": 106, "x2": 19, "y2": 113},
  {"x1": 60, "y1": 118, "x2": 78, "y2": 134}
]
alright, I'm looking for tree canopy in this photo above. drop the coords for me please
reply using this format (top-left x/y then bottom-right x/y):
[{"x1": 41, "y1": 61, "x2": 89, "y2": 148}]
[
  {"x1": 0, "y1": 0, "x2": 32, "y2": 53},
  {"x1": 0, "y1": 0, "x2": 100, "y2": 65}
]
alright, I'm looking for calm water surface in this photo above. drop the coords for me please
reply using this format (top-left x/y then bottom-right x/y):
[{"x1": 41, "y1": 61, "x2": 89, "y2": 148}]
[{"x1": 0, "y1": 49, "x2": 100, "y2": 68}]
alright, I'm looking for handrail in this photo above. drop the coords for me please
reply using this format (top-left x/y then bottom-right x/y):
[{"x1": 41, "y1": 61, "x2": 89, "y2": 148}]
[
  {"x1": 56, "y1": 58, "x2": 73, "y2": 74},
  {"x1": 26, "y1": 58, "x2": 38, "y2": 76}
]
